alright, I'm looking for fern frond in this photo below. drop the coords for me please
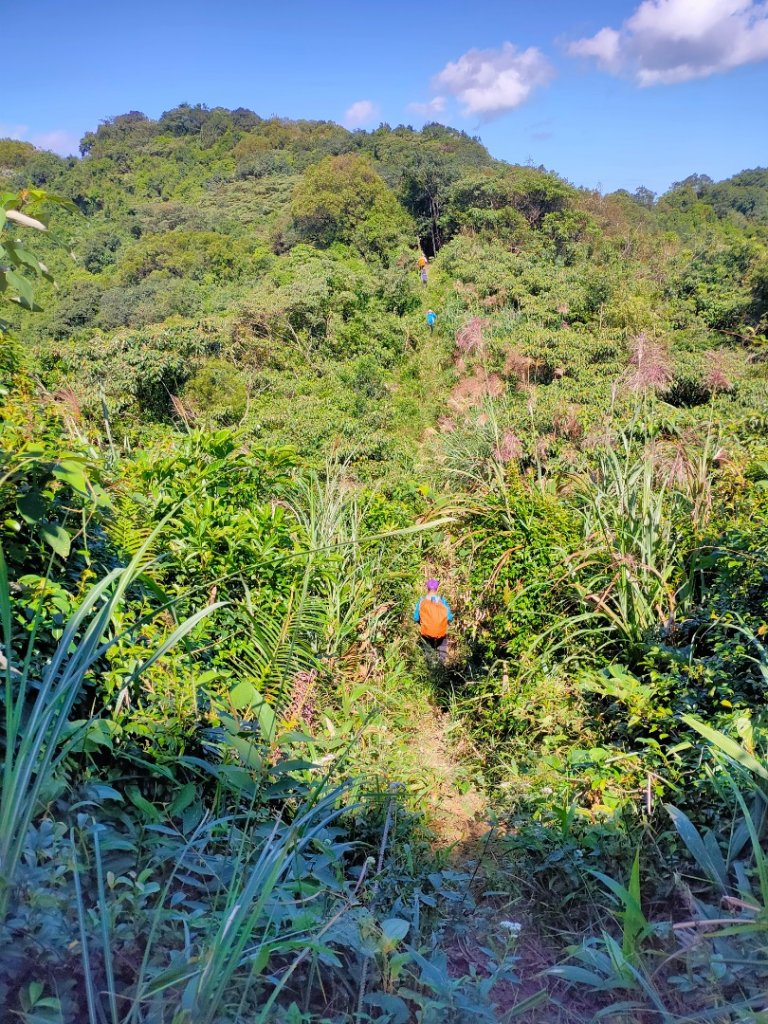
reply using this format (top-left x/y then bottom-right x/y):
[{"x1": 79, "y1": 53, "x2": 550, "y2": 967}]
[{"x1": 107, "y1": 491, "x2": 156, "y2": 559}]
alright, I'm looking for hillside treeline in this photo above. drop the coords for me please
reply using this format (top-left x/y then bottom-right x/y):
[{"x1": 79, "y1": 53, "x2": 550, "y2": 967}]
[{"x1": 2, "y1": 106, "x2": 768, "y2": 1022}]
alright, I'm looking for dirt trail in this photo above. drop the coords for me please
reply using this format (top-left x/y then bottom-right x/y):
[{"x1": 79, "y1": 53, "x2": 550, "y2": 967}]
[
  {"x1": 415, "y1": 704, "x2": 487, "y2": 848},
  {"x1": 409, "y1": 696, "x2": 589, "y2": 1023}
]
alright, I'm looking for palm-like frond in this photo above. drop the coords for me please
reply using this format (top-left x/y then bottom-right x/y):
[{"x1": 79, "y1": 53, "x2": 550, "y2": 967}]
[
  {"x1": 228, "y1": 581, "x2": 325, "y2": 720},
  {"x1": 106, "y1": 489, "x2": 156, "y2": 559},
  {"x1": 282, "y1": 464, "x2": 387, "y2": 661}
]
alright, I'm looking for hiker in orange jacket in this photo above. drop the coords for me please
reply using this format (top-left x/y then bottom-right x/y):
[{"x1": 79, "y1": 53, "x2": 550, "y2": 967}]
[{"x1": 414, "y1": 578, "x2": 453, "y2": 664}]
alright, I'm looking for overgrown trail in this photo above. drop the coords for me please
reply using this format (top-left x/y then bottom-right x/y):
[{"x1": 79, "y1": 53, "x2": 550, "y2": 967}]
[
  {"x1": 401, "y1": 688, "x2": 586, "y2": 1023},
  {"x1": 412, "y1": 702, "x2": 486, "y2": 848}
]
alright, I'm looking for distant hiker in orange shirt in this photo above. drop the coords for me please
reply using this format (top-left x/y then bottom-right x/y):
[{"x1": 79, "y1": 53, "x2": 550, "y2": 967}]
[
  {"x1": 414, "y1": 579, "x2": 453, "y2": 665},
  {"x1": 418, "y1": 253, "x2": 428, "y2": 284}
]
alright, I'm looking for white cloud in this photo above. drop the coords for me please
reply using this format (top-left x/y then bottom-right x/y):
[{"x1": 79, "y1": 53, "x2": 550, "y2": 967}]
[
  {"x1": 569, "y1": 28, "x2": 622, "y2": 71},
  {"x1": 30, "y1": 130, "x2": 80, "y2": 155},
  {"x1": 432, "y1": 42, "x2": 554, "y2": 119},
  {"x1": 407, "y1": 96, "x2": 447, "y2": 116},
  {"x1": 568, "y1": 0, "x2": 768, "y2": 85},
  {"x1": 0, "y1": 123, "x2": 30, "y2": 140},
  {"x1": 0, "y1": 123, "x2": 79, "y2": 155},
  {"x1": 343, "y1": 100, "x2": 379, "y2": 128}
]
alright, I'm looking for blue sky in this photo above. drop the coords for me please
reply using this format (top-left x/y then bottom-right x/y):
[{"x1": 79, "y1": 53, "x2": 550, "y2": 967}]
[{"x1": 5, "y1": 0, "x2": 768, "y2": 194}]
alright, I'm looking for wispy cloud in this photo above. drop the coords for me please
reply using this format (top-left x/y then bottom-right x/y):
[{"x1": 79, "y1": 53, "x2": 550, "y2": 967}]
[
  {"x1": 31, "y1": 129, "x2": 80, "y2": 155},
  {"x1": 0, "y1": 123, "x2": 79, "y2": 155},
  {"x1": 0, "y1": 123, "x2": 30, "y2": 141},
  {"x1": 431, "y1": 42, "x2": 554, "y2": 120},
  {"x1": 408, "y1": 96, "x2": 447, "y2": 117},
  {"x1": 568, "y1": 0, "x2": 768, "y2": 86},
  {"x1": 343, "y1": 99, "x2": 380, "y2": 128}
]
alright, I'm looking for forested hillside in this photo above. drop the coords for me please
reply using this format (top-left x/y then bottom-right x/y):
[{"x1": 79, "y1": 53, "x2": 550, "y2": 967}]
[{"x1": 2, "y1": 104, "x2": 768, "y2": 1023}]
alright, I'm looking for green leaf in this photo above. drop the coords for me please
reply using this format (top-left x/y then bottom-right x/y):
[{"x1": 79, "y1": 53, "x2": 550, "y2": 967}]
[
  {"x1": 136, "y1": 572, "x2": 174, "y2": 610},
  {"x1": 409, "y1": 949, "x2": 450, "y2": 992},
  {"x1": 168, "y1": 782, "x2": 196, "y2": 816},
  {"x1": 52, "y1": 459, "x2": 88, "y2": 493},
  {"x1": 548, "y1": 965, "x2": 614, "y2": 987},
  {"x1": 230, "y1": 679, "x2": 261, "y2": 710},
  {"x1": 380, "y1": 917, "x2": 410, "y2": 945},
  {"x1": 4, "y1": 269, "x2": 34, "y2": 306},
  {"x1": 228, "y1": 687, "x2": 276, "y2": 741},
  {"x1": 590, "y1": 863, "x2": 650, "y2": 958},
  {"x1": 505, "y1": 990, "x2": 550, "y2": 1018},
  {"x1": 279, "y1": 729, "x2": 316, "y2": 743},
  {"x1": 180, "y1": 756, "x2": 259, "y2": 797},
  {"x1": 140, "y1": 959, "x2": 199, "y2": 997},
  {"x1": 85, "y1": 783, "x2": 123, "y2": 803},
  {"x1": 62, "y1": 719, "x2": 117, "y2": 754},
  {"x1": 665, "y1": 803, "x2": 728, "y2": 892},
  {"x1": 38, "y1": 522, "x2": 70, "y2": 558},
  {"x1": 6, "y1": 242, "x2": 45, "y2": 273},
  {"x1": 623, "y1": 850, "x2": 647, "y2": 958},
  {"x1": 223, "y1": 732, "x2": 264, "y2": 770},
  {"x1": 125, "y1": 784, "x2": 163, "y2": 823},
  {"x1": 17, "y1": 490, "x2": 46, "y2": 525},
  {"x1": 36, "y1": 191, "x2": 81, "y2": 215},
  {"x1": 364, "y1": 993, "x2": 410, "y2": 1023},
  {"x1": 271, "y1": 758, "x2": 317, "y2": 773}
]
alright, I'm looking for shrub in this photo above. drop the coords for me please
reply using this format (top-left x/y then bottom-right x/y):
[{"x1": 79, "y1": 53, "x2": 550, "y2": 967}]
[
  {"x1": 182, "y1": 358, "x2": 249, "y2": 423},
  {"x1": 291, "y1": 155, "x2": 413, "y2": 261},
  {"x1": 662, "y1": 375, "x2": 713, "y2": 407},
  {"x1": 80, "y1": 230, "x2": 122, "y2": 273}
]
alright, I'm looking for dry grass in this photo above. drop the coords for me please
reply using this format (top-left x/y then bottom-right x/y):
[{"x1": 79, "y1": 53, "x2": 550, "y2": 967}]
[
  {"x1": 623, "y1": 332, "x2": 672, "y2": 392},
  {"x1": 449, "y1": 371, "x2": 506, "y2": 414},
  {"x1": 454, "y1": 316, "x2": 489, "y2": 358}
]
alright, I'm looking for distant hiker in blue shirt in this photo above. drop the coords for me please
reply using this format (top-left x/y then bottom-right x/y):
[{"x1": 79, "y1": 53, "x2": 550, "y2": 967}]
[
  {"x1": 414, "y1": 578, "x2": 453, "y2": 664},
  {"x1": 426, "y1": 309, "x2": 437, "y2": 333}
]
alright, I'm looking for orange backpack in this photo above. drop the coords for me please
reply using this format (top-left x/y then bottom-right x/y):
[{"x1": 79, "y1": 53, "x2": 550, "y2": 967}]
[{"x1": 419, "y1": 596, "x2": 448, "y2": 639}]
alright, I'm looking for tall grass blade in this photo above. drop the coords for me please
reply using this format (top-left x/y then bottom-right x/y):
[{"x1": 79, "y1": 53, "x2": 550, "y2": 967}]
[
  {"x1": 682, "y1": 716, "x2": 768, "y2": 783},
  {"x1": 666, "y1": 803, "x2": 729, "y2": 893}
]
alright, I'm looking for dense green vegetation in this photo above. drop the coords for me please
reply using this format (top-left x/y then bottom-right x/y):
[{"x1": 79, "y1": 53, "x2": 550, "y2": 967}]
[{"x1": 2, "y1": 105, "x2": 768, "y2": 1022}]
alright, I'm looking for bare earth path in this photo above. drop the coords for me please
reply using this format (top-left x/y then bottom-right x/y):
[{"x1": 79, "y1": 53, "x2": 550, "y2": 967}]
[{"x1": 410, "y1": 698, "x2": 594, "y2": 1024}]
